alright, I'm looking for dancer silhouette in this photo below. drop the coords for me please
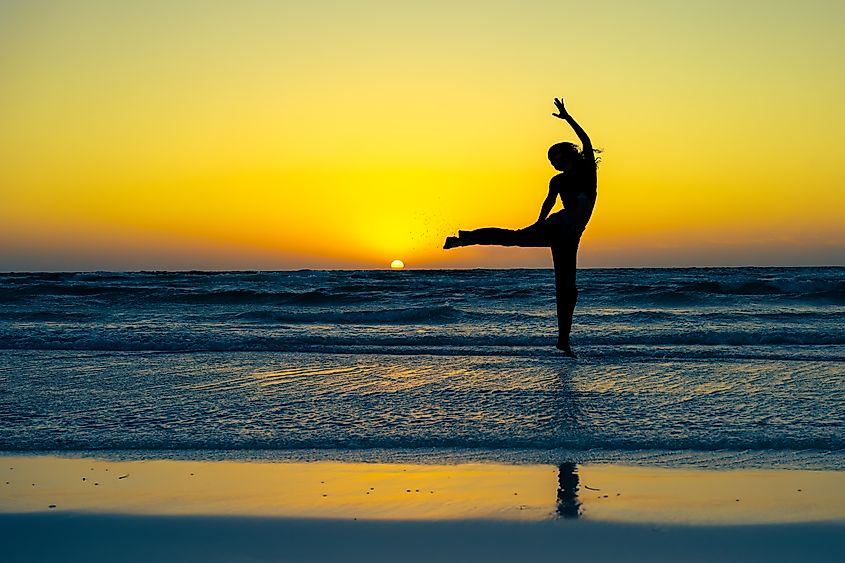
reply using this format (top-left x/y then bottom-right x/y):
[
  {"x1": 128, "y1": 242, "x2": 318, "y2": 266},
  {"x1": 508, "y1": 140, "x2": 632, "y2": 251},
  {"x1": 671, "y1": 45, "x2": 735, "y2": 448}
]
[{"x1": 444, "y1": 98, "x2": 598, "y2": 357}]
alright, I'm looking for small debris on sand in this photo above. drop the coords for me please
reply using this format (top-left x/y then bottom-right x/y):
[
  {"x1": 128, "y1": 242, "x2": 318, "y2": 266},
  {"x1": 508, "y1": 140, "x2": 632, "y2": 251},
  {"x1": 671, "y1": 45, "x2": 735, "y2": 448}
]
[
  {"x1": 48, "y1": 505, "x2": 56, "y2": 509},
  {"x1": 118, "y1": 474, "x2": 129, "y2": 480}
]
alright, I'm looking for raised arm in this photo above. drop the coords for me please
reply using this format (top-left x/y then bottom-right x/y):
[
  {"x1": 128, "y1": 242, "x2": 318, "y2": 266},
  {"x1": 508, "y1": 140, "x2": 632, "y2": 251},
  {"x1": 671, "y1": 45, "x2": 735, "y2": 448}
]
[{"x1": 552, "y1": 98, "x2": 592, "y2": 155}]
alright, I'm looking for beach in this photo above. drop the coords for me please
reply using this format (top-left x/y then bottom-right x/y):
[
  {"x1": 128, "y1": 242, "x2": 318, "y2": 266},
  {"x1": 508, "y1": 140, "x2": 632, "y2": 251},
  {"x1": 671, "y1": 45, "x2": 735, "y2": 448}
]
[
  {"x1": 2, "y1": 267, "x2": 844, "y2": 561},
  {"x1": 4, "y1": 0, "x2": 845, "y2": 558},
  {"x1": 5, "y1": 514, "x2": 844, "y2": 563},
  {"x1": 2, "y1": 456, "x2": 845, "y2": 562}
]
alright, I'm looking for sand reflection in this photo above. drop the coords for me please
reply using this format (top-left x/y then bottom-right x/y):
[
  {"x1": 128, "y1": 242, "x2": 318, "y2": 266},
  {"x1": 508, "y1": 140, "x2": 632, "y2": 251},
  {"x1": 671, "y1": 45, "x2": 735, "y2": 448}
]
[{"x1": 2, "y1": 456, "x2": 845, "y2": 524}]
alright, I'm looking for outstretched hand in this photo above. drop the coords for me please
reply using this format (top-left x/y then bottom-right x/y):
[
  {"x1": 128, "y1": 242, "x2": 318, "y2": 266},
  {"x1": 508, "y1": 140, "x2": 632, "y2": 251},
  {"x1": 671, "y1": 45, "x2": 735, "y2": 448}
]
[{"x1": 552, "y1": 97, "x2": 570, "y2": 120}]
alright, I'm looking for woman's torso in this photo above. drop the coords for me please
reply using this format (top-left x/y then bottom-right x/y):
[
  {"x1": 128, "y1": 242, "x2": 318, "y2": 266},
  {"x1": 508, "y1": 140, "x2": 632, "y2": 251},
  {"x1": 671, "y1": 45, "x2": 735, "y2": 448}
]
[{"x1": 551, "y1": 161, "x2": 597, "y2": 231}]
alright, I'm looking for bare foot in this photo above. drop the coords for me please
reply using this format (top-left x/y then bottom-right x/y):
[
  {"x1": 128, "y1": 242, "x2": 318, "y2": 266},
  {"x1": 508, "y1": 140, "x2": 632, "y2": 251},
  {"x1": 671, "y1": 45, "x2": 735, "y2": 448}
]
[{"x1": 556, "y1": 340, "x2": 577, "y2": 358}]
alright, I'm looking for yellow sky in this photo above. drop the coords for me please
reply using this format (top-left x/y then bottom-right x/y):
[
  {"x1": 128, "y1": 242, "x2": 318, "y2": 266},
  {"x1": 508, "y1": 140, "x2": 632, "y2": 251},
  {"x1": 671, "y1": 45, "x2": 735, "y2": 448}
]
[{"x1": 1, "y1": 1, "x2": 843, "y2": 269}]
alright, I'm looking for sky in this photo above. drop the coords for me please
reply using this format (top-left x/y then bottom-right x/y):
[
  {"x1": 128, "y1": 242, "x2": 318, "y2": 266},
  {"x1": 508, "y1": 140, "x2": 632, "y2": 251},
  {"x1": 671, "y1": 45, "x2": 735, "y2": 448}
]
[{"x1": 1, "y1": 0, "x2": 843, "y2": 270}]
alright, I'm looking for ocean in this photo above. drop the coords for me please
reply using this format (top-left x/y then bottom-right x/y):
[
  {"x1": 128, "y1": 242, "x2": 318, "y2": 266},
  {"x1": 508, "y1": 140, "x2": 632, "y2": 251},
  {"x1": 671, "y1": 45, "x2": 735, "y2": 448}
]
[{"x1": 1, "y1": 267, "x2": 843, "y2": 468}]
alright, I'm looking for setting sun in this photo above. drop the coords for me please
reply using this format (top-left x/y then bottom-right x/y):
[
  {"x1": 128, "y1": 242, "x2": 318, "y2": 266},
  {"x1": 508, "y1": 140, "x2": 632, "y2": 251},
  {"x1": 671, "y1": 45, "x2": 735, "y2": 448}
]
[
  {"x1": 0, "y1": 3, "x2": 843, "y2": 560},
  {"x1": 1, "y1": 2, "x2": 843, "y2": 270}
]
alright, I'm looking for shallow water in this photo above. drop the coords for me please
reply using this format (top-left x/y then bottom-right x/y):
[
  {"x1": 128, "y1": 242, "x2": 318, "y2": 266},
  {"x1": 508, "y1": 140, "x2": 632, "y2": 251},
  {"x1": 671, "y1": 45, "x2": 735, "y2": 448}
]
[{"x1": 1, "y1": 268, "x2": 843, "y2": 467}]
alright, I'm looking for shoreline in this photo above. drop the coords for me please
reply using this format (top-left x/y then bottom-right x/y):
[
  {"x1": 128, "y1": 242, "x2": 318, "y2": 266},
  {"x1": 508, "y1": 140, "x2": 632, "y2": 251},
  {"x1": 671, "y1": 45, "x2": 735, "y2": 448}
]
[
  {"x1": 3, "y1": 455, "x2": 845, "y2": 524},
  {"x1": 3, "y1": 455, "x2": 845, "y2": 562},
  {"x1": 4, "y1": 446, "x2": 843, "y2": 471}
]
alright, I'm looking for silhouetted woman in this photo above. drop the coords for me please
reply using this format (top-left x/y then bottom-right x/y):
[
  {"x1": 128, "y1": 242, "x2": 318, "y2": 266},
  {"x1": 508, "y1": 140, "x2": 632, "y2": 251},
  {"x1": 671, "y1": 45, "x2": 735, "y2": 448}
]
[{"x1": 444, "y1": 98, "x2": 598, "y2": 357}]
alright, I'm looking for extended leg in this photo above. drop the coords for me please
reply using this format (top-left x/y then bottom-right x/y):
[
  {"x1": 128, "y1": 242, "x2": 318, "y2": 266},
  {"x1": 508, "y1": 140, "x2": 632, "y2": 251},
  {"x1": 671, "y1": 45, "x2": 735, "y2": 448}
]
[
  {"x1": 551, "y1": 239, "x2": 580, "y2": 357},
  {"x1": 444, "y1": 224, "x2": 552, "y2": 249}
]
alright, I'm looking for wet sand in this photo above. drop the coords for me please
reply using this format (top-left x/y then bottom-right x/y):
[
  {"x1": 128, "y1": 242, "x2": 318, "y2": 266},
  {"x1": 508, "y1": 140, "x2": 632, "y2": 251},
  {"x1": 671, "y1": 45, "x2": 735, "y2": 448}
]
[{"x1": 2, "y1": 455, "x2": 844, "y2": 562}]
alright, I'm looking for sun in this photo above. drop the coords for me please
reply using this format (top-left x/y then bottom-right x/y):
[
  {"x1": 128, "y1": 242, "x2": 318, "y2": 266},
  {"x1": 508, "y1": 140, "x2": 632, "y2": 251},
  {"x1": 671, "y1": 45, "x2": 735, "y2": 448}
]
[{"x1": 390, "y1": 259, "x2": 405, "y2": 270}]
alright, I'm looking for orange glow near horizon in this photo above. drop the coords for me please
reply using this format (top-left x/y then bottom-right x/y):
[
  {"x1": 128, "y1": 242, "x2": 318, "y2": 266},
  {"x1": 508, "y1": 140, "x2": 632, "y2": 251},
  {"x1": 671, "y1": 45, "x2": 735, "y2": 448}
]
[{"x1": 1, "y1": 1, "x2": 844, "y2": 269}]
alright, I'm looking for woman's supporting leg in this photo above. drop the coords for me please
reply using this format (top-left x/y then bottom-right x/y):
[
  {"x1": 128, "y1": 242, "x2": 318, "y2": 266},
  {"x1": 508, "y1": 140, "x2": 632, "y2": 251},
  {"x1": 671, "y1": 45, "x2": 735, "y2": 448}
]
[
  {"x1": 551, "y1": 238, "x2": 580, "y2": 357},
  {"x1": 444, "y1": 220, "x2": 582, "y2": 355}
]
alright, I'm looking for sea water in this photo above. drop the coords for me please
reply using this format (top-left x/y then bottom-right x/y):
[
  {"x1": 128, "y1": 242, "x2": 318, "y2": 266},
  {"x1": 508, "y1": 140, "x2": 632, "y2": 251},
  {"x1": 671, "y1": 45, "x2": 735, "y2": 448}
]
[{"x1": 1, "y1": 268, "x2": 843, "y2": 468}]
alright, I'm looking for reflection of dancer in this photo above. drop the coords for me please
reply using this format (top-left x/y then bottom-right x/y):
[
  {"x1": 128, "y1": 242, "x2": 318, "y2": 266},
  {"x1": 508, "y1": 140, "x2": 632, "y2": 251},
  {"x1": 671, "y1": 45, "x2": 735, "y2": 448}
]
[
  {"x1": 556, "y1": 463, "x2": 581, "y2": 518},
  {"x1": 444, "y1": 99, "x2": 599, "y2": 357}
]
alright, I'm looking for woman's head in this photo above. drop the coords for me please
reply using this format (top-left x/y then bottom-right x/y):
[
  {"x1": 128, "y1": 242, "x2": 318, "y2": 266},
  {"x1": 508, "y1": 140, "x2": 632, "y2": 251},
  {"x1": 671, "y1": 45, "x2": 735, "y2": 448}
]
[{"x1": 547, "y1": 142, "x2": 583, "y2": 172}]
